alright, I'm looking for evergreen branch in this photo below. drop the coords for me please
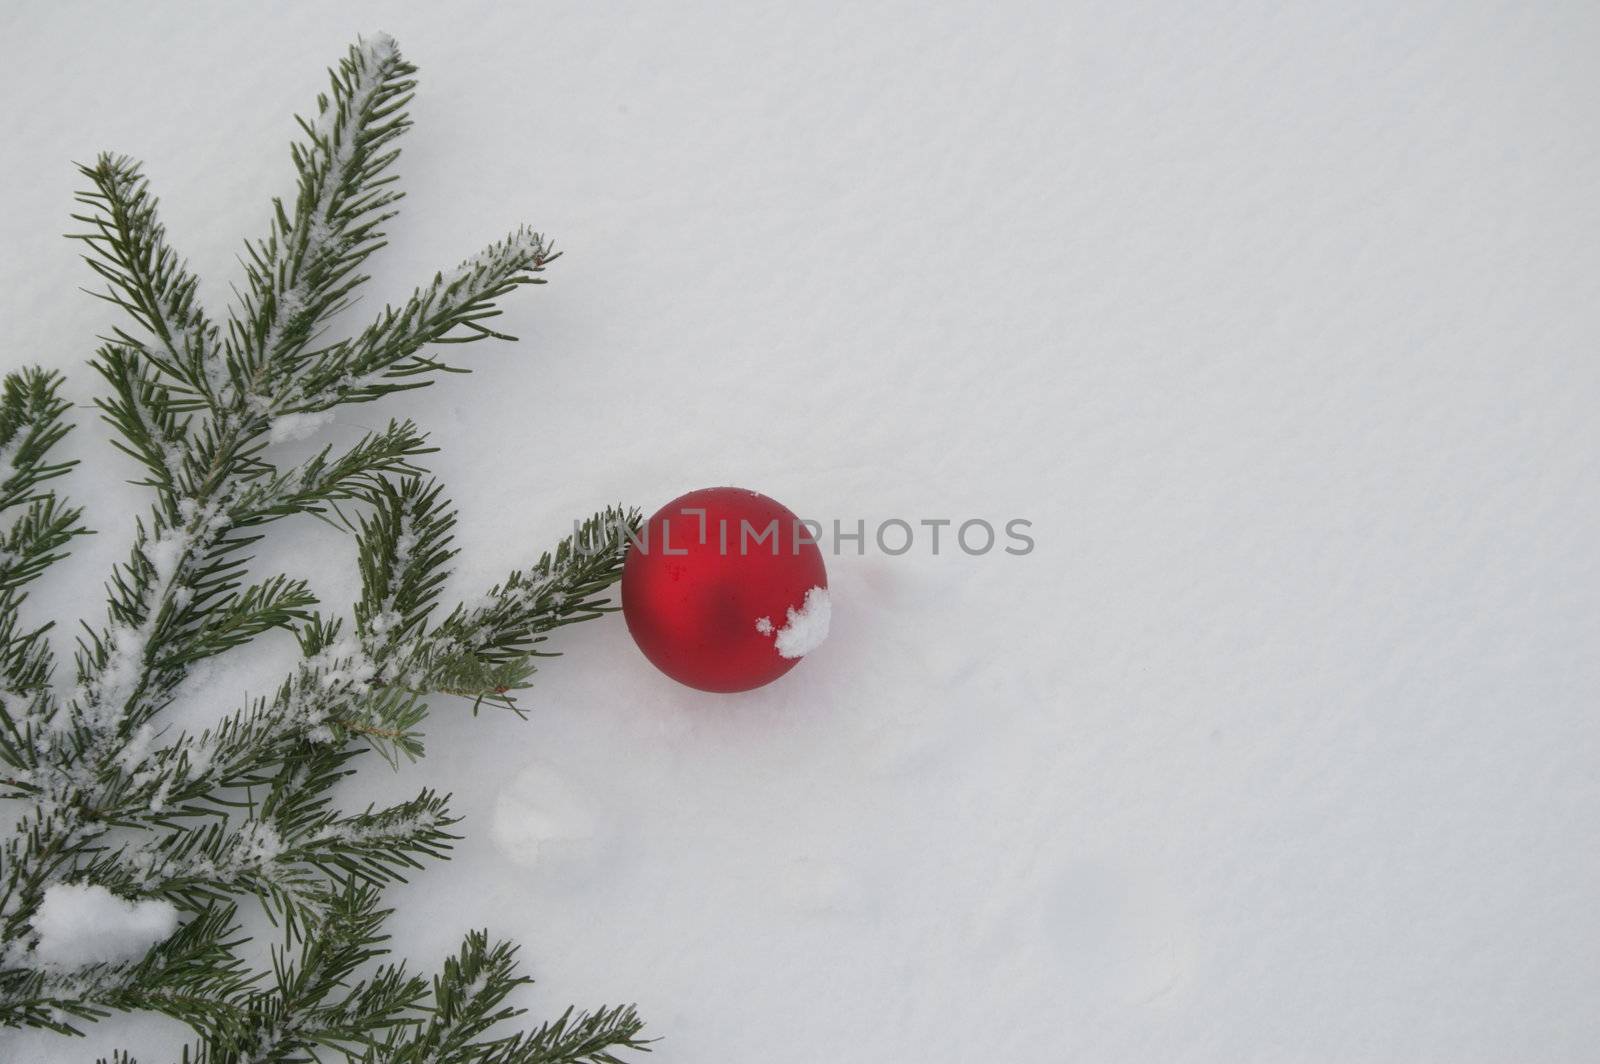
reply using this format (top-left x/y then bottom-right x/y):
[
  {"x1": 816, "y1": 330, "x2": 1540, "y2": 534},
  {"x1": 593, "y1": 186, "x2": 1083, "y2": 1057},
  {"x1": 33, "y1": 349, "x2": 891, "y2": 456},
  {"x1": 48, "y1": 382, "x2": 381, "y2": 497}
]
[
  {"x1": 0, "y1": 901, "x2": 252, "y2": 1038},
  {"x1": 70, "y1": 495, "x2": 249, "y2": 749},
  {"x1": 0, "y1": 368, "x2": 79, "y2": 512},
  {"x1": 355, "y1": 477, "x2": 457, "y2": 654},
  {"x1": 70, "y1": 156, "x2": 222, "y2": 404},
  {"x1": 488, "y1": 1004, "x2": 651, "y2": 1064},
  {"x1": 372, "y1": 932, "x2": 531, "y2": 1063},
  {"x1": 157, "y1": 576, "x2": 317, "y2": 669},
  {"x1": 0, "y1": 494, "x2": 88, "y2": 598},
  {"x1": 91, "y1": 819, "x2": 326, "y2": 922},
  {"x1": 60, "y1": 420, "x2": 425, "y2": 784},
  {"x1": 225, "y1": 34, "x2": 416, "y2": 406},
  {"x1": 76, "y1": 789, "x2": 455, "y2": 948},
  {"x1": 0, "y1": 368, "x2": 85, "y2": 768},
  {"x1": 418, "y1": 507, "x2": 638, "y2": 711},
  {"x1": 233, "y1": 421, "x2": 433, "y2": 529},
  {"x1": 292, "y1": 790, "x2": 458, "y2": 887},
  {"x1": 180, "y1": 880, "x2": 428, "y2": 1063},
  {"x1": 360, "y1": 936, "x2": 649, "y2": 1064},
  {"x1": 0, "y1": 640, "x2": 57, "y2": 751},
  {"x1": 93, "y1": 343, "x2": 192, "y2": 494},
  {"x1": 280, "y1": 228, "x2": 558, "y2": 414},
  {"x1": 5, "y1": 31, "x2": 650, "y2": 1064}
]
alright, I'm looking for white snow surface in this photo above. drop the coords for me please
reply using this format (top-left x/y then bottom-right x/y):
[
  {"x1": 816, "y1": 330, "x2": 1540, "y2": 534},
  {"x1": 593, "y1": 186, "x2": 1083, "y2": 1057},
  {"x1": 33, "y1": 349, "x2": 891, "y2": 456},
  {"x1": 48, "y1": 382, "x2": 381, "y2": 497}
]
[
  {"x1": 758, "y1": 585, "x2": 832, "y2": 658},
  {"x1": 266, "y1": 409, "x2": 336, "y2": 444},
  {"x1": 31, "y1": 884, "x2": 179, "y2": 971},
  {"x1": 3, "y1": 3, "x2": 1600, "y2": 1061}
]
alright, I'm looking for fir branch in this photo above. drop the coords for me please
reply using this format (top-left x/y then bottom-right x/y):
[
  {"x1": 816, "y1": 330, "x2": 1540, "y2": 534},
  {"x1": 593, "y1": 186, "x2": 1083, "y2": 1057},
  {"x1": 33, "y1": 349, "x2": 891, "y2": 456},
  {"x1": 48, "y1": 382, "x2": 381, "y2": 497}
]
[
  {"x1": 157, "y1": 575, "x2": 318, "y2": 669},
  {"x1": 93, "y1": 342, "x2": 192, "y2": 494},
  {"x1": 1, "y1": 31, "x2": 649, "y2": 1064},
  {"x1": 70, "y1": 156, "x2": 222, "y2": 405},
  {"x1": 418, "y1": 506, "x2": 639, "y2": 712},
  {"x1": 363, "y1": 934, "x2": 649, "y2": 1064},
  {"x1": 488, "y1": 1003, "x2": 652, "y2": 1064},
  {"x1": 0, "y1": 367, "x2": 82, "y2": 512},
  {"x1": 0, "y1": 493, "x2": 88, "y2": 598},
  {"x1": 225, "y1": 34, "x2": 417, "y2": 408},
  {"x1": 0, "y1": 637, "x2": 56, "y2": 746},
  {"x1": 0, "y1": 901, "x2": 252, "y2": 1037},
  {"x1": 183, "y1": 880, "x2": 428, "y2": 1063},
  {"x1": 280, "y1": 227, "x2": 558, "y2": 415},
  {"x1": 376, "y1": 932, "x2": 531, "y2": 1063},
  {"x1": 355, "y1": 478, "x2": 458, "y2": 650},
  {"x1": 0, "y1": 366, "x2": 85, "y2": 770},
  {"x1": 233, "y1": 421, "x2": 433, "y2": 529}
]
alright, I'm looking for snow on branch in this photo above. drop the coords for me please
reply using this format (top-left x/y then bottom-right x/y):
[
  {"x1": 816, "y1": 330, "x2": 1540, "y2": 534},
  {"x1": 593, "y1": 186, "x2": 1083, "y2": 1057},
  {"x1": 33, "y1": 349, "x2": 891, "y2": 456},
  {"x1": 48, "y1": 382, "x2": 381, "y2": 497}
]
[{"x1": 2, "y1": 34, "x2": 647, "y2": 1061}]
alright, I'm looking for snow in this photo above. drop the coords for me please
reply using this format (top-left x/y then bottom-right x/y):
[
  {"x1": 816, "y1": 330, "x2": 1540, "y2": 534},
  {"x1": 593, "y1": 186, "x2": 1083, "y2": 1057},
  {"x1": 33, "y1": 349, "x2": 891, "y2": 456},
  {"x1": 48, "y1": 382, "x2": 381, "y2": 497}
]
[
  {"x1": 3, "y1": 3, "x2": 1600, "y2": 1062},
  {"x1": 31, "y1": 884, "x2": 179, "y2": 971},
  {"x1": 443, "y1": 225, "x2": 550, "y2": 290},
  {"x1": 266, "y1": 409, "x2": 335, "y2": 444},
  {"x1": 756, "y1": 585, "x2": 831, "y2": 658},
  {"x1": 76, "y1": 502, "x2": 219, "y2": 735},
  {"x1": 491, "y1": 760, "x2": 604, "y2": 869}
]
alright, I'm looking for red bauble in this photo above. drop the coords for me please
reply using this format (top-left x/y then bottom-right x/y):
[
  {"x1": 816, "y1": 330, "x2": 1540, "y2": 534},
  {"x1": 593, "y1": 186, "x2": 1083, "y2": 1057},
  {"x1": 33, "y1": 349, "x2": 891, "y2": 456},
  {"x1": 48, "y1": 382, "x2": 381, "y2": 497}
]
[{"x1": 622, "y1": 487, "x2": 830, "y2": 692}]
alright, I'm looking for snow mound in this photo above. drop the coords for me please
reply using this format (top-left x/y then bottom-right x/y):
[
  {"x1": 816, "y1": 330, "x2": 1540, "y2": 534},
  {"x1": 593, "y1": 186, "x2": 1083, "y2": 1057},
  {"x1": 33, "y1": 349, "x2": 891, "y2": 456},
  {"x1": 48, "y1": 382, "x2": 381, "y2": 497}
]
[
  {"x1": 492, "y1": 760, "x2": 604, "y2": 872},
  {"x1": 268, "y1": 409, "x2": 336, "y2": 444},
  {"x1": 755, "y1": 585, "x2": 831, "y2": 659},
  {"x1": 32, "y1": 883, "x2": 179, "y2": 970}
]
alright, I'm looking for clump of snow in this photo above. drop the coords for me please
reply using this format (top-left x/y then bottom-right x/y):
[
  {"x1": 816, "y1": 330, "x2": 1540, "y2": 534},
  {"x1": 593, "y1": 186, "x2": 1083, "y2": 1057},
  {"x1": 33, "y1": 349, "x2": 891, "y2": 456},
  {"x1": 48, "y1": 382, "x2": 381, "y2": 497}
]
[
  {"x1": 491, "y1": 761, "x2": 603, "y2": 872},
  {"x1": 444, "y1": 225, "x2": 550, "y2": 291},
  {"x1": 755, "y1": 586, "x2": 831, "y2": 659},
  {"x1": 362, "y1": 31, "x2": 398, "y2": 63},
  {"x1": 268, "y1": 409, "x2": 336, "y2": 444},
  {"x1": 32, "y1": 883, "x2": 179, "y2": 970}
]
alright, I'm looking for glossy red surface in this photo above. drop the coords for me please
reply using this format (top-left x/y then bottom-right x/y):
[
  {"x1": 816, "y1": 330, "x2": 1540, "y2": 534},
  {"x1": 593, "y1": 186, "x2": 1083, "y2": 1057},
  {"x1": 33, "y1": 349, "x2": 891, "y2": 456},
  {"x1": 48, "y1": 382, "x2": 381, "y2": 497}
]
[{"x1": 621, "y1": 487, "x2": 828, "y2": 693}]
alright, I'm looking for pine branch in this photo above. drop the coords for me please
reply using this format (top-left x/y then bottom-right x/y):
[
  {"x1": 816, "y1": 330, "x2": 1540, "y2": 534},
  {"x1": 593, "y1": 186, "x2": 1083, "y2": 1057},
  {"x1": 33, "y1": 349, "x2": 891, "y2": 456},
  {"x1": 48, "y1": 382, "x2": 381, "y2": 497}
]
[
  {"x1": 418, "y1": 506, "x2": 639, "y2": 713},
  {"x1": 368, "y1": 931, "x2": 530, "y2": 1063},
  {"x1": 181, "y1": 880, "x2": 428, "y2": 1063},
  {"x1": 279, "y1": 227, "x2": 558, "y2": 415},
  {"x1": 0, "y1": 366, "x2": 85, "y2": 770},
  {"x1": 0, "y1": 367, "x2": 83, "y2": 512},
  {"x1": 0, "y1": 371, "x2": 83, "y2": 576},
  {"x1": 93, "y1": 342, "x2": 192, "y2": 494},
  {"x1": 70, "y1": 157, "x2": 223, "y2": 405},
  {"x1": 0, "y1": 493, "x2": 87, "y2": 598},
  {"x1": 231, "y1": 420, "x2": 434, "y2": 527},
  {"x1": 357, "y1": 934, "x2": 649, "y2": 1064},
  {"x1": 489, "y1": 1004, "x2": 651, "y2": 1064},
  {"x1": 355, "y1": 477, "x2": 458, "y2": 650},
  {"x1": 0, "y1": 902, "x2": 252, "y2": 1037},
  {"x1": 225, "y1": 34, "x2": 417, "y2": 405},
  {"x1": 2, "y1": 31, "x2": 650, "y2": 1064},
  {"x1": 164, "y1": 575, "x2": 319, "y2": 669}
]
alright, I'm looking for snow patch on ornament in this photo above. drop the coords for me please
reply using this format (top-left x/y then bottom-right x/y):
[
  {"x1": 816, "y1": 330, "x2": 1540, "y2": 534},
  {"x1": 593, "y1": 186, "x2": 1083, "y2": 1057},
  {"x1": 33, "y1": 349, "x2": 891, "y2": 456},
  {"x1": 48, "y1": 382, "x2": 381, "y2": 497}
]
[
  {"x1": 32, "y1": 883, "x2": 179, "y2": 970},
  {"x1": 755, "y1": 585, "x2": 832, "y2": 659}
]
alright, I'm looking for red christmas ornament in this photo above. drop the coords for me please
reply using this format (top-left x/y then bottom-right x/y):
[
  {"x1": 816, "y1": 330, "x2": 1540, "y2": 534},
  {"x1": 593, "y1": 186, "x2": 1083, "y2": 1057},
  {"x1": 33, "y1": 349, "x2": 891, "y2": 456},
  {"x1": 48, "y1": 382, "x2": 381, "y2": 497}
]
[{"x1": 622, "y1": 487, "x2": 830, "y2": 692}]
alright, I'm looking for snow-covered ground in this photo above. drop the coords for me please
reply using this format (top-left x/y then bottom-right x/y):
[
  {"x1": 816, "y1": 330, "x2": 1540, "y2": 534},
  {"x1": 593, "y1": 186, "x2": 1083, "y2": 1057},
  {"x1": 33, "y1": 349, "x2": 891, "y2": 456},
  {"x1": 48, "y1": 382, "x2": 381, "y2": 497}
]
[{"x1": 4, "y1": 2, "x2": 1599, "y2": 1060}]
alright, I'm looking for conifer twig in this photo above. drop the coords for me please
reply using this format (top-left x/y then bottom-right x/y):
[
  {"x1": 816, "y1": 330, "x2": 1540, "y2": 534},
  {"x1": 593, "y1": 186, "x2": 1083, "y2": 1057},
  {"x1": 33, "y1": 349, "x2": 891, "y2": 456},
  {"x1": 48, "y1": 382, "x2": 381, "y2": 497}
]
[{"x1": 1, "y1": 33, "x2": 648, "y2": 1062}]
